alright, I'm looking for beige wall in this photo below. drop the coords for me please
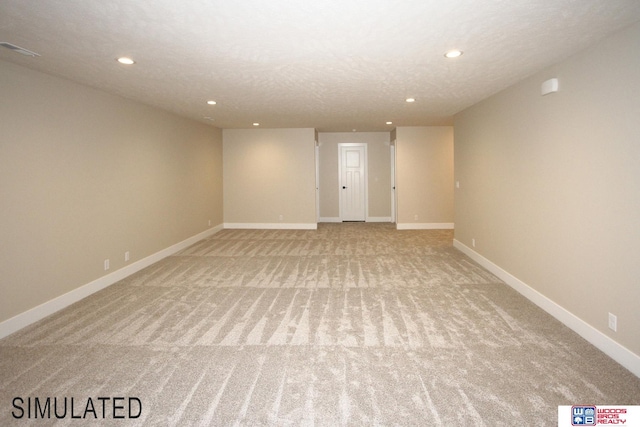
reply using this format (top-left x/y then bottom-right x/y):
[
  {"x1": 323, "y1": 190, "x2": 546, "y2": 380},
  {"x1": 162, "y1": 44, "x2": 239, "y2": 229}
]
[
  {"x1": 454, "y1": 22, "x2": 640, "y2": 356},
  {"x1": 318, "y1": 134, "x2": 340, "y2": 219},
  {"x1": 0, "y1": 60, "x2": 223, "y2": 324},
  {"x1": 396, "y1": 127, "x2": 454, "y2": 226},
  {"x1": 223, "y1": 128, "x2": 316, "y2": 226},
  {"x1": 318, "y1": 132, "x2": 392, "y2": 220}
]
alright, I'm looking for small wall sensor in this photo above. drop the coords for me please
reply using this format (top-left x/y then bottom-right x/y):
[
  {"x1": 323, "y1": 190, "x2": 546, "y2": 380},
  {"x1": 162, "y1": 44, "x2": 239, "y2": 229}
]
[{"x1": 541, "y1": 78, "x2": 559, "y2": 96}]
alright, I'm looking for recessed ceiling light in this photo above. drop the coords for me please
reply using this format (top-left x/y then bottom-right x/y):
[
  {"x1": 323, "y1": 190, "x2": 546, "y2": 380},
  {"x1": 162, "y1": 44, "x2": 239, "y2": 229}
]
[
  {"x1": 207, "y1": 100, "x2": 217, "y2": 105},
  {"x1": 117, "y1": 57, "x2": 135, "y2": 65},
  {"x1": 405, "y1": 98, "x2": 415, "y2": 103},
  {"x1": 444, "y1": 50, "x2": 463, "y2": 58},
  {"x1": 253, "y1": 123, "x2": 260, "y2": 126},
  {"x1": 386, "y1": 121, "x2": 393, "y2": 125}
]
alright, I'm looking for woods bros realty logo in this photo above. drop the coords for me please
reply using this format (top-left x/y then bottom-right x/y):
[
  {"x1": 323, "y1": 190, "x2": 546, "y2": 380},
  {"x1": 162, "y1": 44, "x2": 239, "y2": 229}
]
[{"x1": 558, "y1": 405, "x2": 640, "y2": 426}]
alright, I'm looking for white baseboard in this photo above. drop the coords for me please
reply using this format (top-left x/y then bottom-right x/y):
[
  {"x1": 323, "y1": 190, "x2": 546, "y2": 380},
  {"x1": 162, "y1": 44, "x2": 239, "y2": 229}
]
[
  {"x1": 453, "y1": 239, "x2": 640, "y2": 378},
  {"x1": 224, "y1": 223, "x2": 317, "y2": 230},
  {"x1": 397, "y1": 222, "x2": 454, "y2": 230},
  {"x1": 367, "y1": 217, "x2": 392, "y2": 223},
  {"x1": 0, "y1": 224, "x2": 224, "y2": 340},
  {"x1": 319, "y1": 217, "x2": 392, "y2": 223},
  {"x1": 318, "y1": 217, "x2": 341, "y2": 223}
]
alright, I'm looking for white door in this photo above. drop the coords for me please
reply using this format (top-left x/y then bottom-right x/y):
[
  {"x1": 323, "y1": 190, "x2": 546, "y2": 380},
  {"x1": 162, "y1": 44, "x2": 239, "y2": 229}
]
[{"x1": 339, "y1": 143, "x2": 367, "y2": 221}]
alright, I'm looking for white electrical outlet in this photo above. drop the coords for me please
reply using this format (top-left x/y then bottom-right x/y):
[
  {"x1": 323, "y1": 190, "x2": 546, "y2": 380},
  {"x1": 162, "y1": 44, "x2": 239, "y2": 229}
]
[
  {"x1": 456, "y1": 181, "x2": 460, "y2": 189},
  {"x1": 279, "y1": 214, "x2": 283, "y2": 221},
  {"x1": 414, "y1": 214, "x2": 418, "y2": 221},
  {"x1": 125, "y1": 251, "x2": 130, "y2": 262},
  {"x1": 104, "y1": 259, "x2": 110, "y2": 271},
  {"x1": 472, "y1": 238, "x2": 476, "y2": 248},
  {"x1": 608, "y1": 313, "x2": 617, "y2": 332}
]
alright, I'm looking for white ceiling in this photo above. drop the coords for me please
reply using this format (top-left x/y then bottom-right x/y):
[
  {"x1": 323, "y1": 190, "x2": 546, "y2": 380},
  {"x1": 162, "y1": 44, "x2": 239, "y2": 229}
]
[{"x1": 2, "y1": 1, "x2": 640, "y2": 132}]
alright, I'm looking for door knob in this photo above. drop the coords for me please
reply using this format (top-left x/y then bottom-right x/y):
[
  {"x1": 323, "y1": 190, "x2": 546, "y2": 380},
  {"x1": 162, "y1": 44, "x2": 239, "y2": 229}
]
[{"x1": 342, "y1": 186, "x2": 347, "y2": 189}]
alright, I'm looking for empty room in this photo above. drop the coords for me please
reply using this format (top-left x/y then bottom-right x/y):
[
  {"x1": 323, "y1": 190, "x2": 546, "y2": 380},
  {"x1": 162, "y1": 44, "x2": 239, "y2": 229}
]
[{"x1": 1, "y1": 1, "x2": 639, "y2": 425}]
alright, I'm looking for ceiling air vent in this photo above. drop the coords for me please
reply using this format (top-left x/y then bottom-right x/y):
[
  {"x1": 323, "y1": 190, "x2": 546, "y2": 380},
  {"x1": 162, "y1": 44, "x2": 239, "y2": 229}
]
[{"x1": 0, "y1": 42, "x2": 40, "y2": 57}]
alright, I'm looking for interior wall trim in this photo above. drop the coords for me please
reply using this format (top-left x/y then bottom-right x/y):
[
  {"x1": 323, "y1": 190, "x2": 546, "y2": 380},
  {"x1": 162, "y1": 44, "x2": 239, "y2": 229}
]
[
  {"x1": 453, "y1": 239, "x2": 640, "y2": 378},
  {"x1": 396, "y1": 223, "x2": 454, "y2": 230},
  {"x1": 223, "y1": 223, "x2": 318, "y2": 230},
  {"x1": 318, "y1": 217, "x2": 341, "y2": 223},
  {"x1": 318, "y1": 217, "x2": 392, "y2": 223},
  {"x1": 0, "y1": 224, "x2": 224, "y2": 340},
  {"x1": 366, "y1": 217, "x2": 392, "y2": 223}
]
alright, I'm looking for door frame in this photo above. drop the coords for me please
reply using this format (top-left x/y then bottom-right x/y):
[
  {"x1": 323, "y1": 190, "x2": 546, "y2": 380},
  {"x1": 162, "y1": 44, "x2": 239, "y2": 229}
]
[
  {"x1": 315, "y1": 142, "x2": 320, "y2": 222},
  {"x1": 338, "y1": 142, "x2": 368, "y2": 222},
  {"x1": 390, "y1": 142, "x2": 396, "y2": 223}
]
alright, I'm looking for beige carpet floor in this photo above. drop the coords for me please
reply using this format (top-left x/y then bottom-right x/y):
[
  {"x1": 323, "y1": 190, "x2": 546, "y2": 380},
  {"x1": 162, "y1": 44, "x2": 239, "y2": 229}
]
[{"x1": 1, "y1": 223, "x2": 638, "y2": 425}]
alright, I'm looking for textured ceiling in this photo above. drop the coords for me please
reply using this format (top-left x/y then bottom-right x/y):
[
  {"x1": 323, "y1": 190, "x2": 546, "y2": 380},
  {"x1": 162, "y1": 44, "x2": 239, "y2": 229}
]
[{"x1": 1, "y1": 0, "x2": 640, "y2": 131}]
